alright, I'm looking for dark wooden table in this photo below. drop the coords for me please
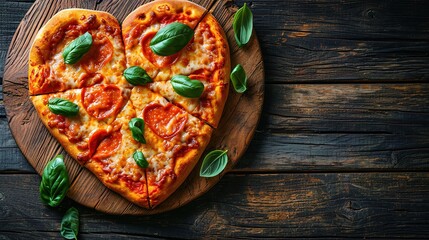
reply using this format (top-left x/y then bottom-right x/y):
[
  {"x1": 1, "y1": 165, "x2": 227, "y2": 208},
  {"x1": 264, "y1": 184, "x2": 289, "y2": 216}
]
[{"x1": 1, "y1": 0, "x2": 429, "y2": 239}]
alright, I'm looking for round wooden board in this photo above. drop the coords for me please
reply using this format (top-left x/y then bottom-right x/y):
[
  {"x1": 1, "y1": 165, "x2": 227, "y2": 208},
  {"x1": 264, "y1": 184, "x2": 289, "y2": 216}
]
[{"x1": 3, "y1": 0, "x2": 264, "y2": 215}]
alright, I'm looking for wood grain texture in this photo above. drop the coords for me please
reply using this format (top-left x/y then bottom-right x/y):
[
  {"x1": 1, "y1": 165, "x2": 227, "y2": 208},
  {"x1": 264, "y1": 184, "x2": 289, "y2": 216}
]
[
  {"x1": 3, "y1": 83, "x2": 429, "y2": 172},
  {"x1": 2, "y1": 0, "x2": 264, "y2": 214},
  {"x1": 236, "y1": 0, "x2": 429, "y2": 83},
  {"x1": 2, "y1": 0, "x2": 429, "y2": 237},
  {"x1": 0, "y1": 0, "x2": 34, "y2": 79},
  {"x1": 1, "y1": 173, "x2": 429, "y2": 238}
]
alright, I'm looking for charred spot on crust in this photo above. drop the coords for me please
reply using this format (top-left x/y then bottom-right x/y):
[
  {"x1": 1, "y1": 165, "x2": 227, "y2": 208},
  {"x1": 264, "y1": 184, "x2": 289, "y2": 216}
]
[{"x1": 138, "y1": 13, "x2": 146, "y2": 20}]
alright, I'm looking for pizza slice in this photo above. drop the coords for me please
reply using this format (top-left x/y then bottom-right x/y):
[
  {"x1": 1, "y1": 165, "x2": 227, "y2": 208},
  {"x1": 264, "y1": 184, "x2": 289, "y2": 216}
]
[
  {"x1": 29, "y1": 9, "x2": 129, "y2": 95},
  {"x1": 130, "y1": 86, "x2": 212, "y2": 208},
  {"x1": 122, "y1": 0, "x2": 206, "y2": 79},
  {"x1": 123, "y1": 3, "x2": 230, "y2": 127},
  {"x1": 30, "y1": 84, "x2": 129, "y2": 163},
  {"x1": 84, "y1": 101, "x2": 150, "y2": 208}
]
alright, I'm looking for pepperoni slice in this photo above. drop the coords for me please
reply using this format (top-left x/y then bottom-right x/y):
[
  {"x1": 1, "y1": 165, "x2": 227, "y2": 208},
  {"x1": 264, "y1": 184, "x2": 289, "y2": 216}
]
[
  {"x1": 77, "y1": 129, "x2": 109, "y2": 163},
  {"x1": 93, "y1": 130, "x2": 122, "y2": 160},
  {"x1": 31, "y1": 65, "x2": 64, "y2": 94},
  {"x1": 143, "y1": 103, "x2": 187, "y2": 139},
  {"x1": 82, "y1": 84, "x2": 123, "y2": 120},
  {"x1": 79, "y1": 34, "x2": 113, "y2": 72},
  {"x1": 141, "y1": 31, "x2": 179, "y2": 68}
]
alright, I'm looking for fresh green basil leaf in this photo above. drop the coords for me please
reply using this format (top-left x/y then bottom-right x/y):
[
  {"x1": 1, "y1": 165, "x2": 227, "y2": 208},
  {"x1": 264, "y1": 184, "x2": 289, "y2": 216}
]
[
  {"x1": 230, "y1": 64, "x2": 247, "y2": 93},
  {"x1": 63, "y1": 32, "x2": 93, "y2": 64},
  {"x1": 233, "y1": 3, "x2": 253, "y2": 47},
  {"x1": 171, "y1": 75, "x2": 204, "y2": 98},
  {"x1": 129, "y1": 118, "x2": 146, "y2": 143},
  {"x1": 39, "y1": 154, "x2": 70, "y2": 207},
  {"x1": 200, "y1": 150, "x2": 228, "y2": 178},
  {"x1": 150, "y1": 22, "x2": 194, "y2": 56},
  {"x1": 123, "y1": 66, "x2": 152, "y2": 85},
  {"x1": 60, "y1": 207, "x2": 79, "y2": 240},
  {"x1": 48, "y1": 98, "x2": 79, "y2": 117},
  {"x1": 133, "y1": 151, "x2": 149, "y2": 169}
]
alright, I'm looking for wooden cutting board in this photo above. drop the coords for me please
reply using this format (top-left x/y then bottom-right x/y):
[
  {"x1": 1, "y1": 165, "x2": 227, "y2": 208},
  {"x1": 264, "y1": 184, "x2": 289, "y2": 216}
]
[{"x1": 3, "y1": 0, "x2": 264, "y2": 215}]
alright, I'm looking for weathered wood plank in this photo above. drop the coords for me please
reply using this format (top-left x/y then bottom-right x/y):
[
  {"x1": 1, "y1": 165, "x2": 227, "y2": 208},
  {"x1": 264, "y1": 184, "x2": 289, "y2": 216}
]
[
  {"x1": 0, "y1": 0, "x2": 34, "y2": 79},
  {"x1": 3, "y1": 83, "x2": 429, "y2": 172},
  {"x1": 234, "y1": 0, "x2": 429, "y2": 83},
  {"x1": 0, "y1": 232, "x2": 182, "y2": 240},
  {"x1": 237, "y1": 83, "x2": 429, "y2": 171},
  {"x1": 1, "y1": 173, "x2": 429, "y2": 238}
]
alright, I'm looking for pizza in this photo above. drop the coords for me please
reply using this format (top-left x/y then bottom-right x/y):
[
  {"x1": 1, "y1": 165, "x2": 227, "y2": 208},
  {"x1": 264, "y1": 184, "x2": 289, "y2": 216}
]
[{"x1": 28, "y1": 0, "x2": 230, "y2": 209}]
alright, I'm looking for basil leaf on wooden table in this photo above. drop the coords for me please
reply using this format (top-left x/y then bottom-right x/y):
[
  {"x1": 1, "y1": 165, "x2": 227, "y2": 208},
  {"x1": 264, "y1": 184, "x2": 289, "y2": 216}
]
[
  {"x1": 39, "y1": 154, "x2": 70, "y2": 207},
  {"x1": 60, "y1": 207, "x2": 79, "y2": 240},
  {"x1": 133, "y1": 151, "x2": 149, "y2": 168},
  {"x1": 48, "y1": 98, "x2": 79, "y2": 117},
  {"x1": 233, "y1": 3, "x2": 253, "y2": 47},
  {"x1": 63, "y1": 32, "x2": 93, "y2": 64},
  {"x1": 129, "y1": 118, "x2": 146, "y2": 143},
  {"x1": 200, "y1": 150, "x2": 228, "y2": 178},
  {"x1": 123, "y1": 66, "x2": 152, "y2": 85},
  {"x1": 171, "y1": 75, "x2": 205, "y2": 98},
  {"x1": 150, "y1": 22, "x2": 194, "y2": 56},
  {"x1": 230, "y1": 64, "x2": 247, "y2": 93}
]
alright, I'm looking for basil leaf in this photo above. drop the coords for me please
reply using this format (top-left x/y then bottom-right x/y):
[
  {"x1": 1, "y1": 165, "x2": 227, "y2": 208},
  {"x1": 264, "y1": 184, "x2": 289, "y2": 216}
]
[
  {"x1": 233, "y1": 3, "x2": 253, "y2": 47},
  {"x1": 48, "y1": 98, "x2": 79, "y2": 117},
  {"x1": 63, "y1": 32, "x2": 93, "y2": 64},
  {"x1": 123, "y1": 66, "x2": 152, "y2": 85},
  {"x1": 39, "y1": 154, "x2": 70, "y2": 207},
  {"x1": 60, "y1": 207, "x2": 79, "y2": 240},
  {"x1": 150, "y1": 22, "x2": 194, "y2": 56},
  {"x1": 200, "y1": 150, "x2": 228, "y2": 178},
  {"x1": 133, "y1": 151, "x2": 149, "y2": 168},
  {"x1": 230, "y1": 64, "x2": 247, "y2": 93},
  {"x1": 171, "y1": 75, "x2": 204, "y2": 98},
  {"x1": 129, "y1": 118, "x2": 146, "y2": 143}
]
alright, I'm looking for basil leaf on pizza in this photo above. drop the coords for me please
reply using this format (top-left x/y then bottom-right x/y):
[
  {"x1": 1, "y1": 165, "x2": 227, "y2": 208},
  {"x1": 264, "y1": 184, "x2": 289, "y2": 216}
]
[
  {"x1": 129, "y1": 118, "x2": 146, "y2": 143},
  {"x1": 233, "y1": 3, "x2": 253, "y2": 47},
  {"x1": 40, "y1": 154, "x2": 70, "y2": 207},
  {"x1": 150, "y1": 22, "x2": 194, "y2": 56},
  {"x1": 60, "y1": 207, "x2": 79, "y2": 240},
  {"x1": 230, "y1": 64, "x2": 247, "y2": 93},
  {"x1": 133, "y1": 151, "x2": 149, "y2": 168},
  {"x1": 63, "y1": 32, "x2": 93, "y2": 64},
  {"x1": 171, "y1": 75, "x2": 205, "y2": 98},
  {"x1": 200, "y1": 150, "x2": 228, "y2": 178},
  {"x1": 124, "y1": 66, "x2": 152, "y2": 85},
  {"x1": 48, "y1": 98, "x2": 79, "y2": 117}
]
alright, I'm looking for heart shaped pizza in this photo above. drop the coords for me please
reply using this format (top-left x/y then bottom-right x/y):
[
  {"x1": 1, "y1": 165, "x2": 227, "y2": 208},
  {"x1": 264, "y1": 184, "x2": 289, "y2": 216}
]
[{"x1": 28, "y1": 0, "x2": 230, "y2": 209}]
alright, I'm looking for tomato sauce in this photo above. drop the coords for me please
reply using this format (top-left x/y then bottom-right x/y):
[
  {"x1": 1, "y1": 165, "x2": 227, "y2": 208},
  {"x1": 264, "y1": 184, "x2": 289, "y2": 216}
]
[{"x1": 119, "y1": 174, "x2": 146, "y2": 194}]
